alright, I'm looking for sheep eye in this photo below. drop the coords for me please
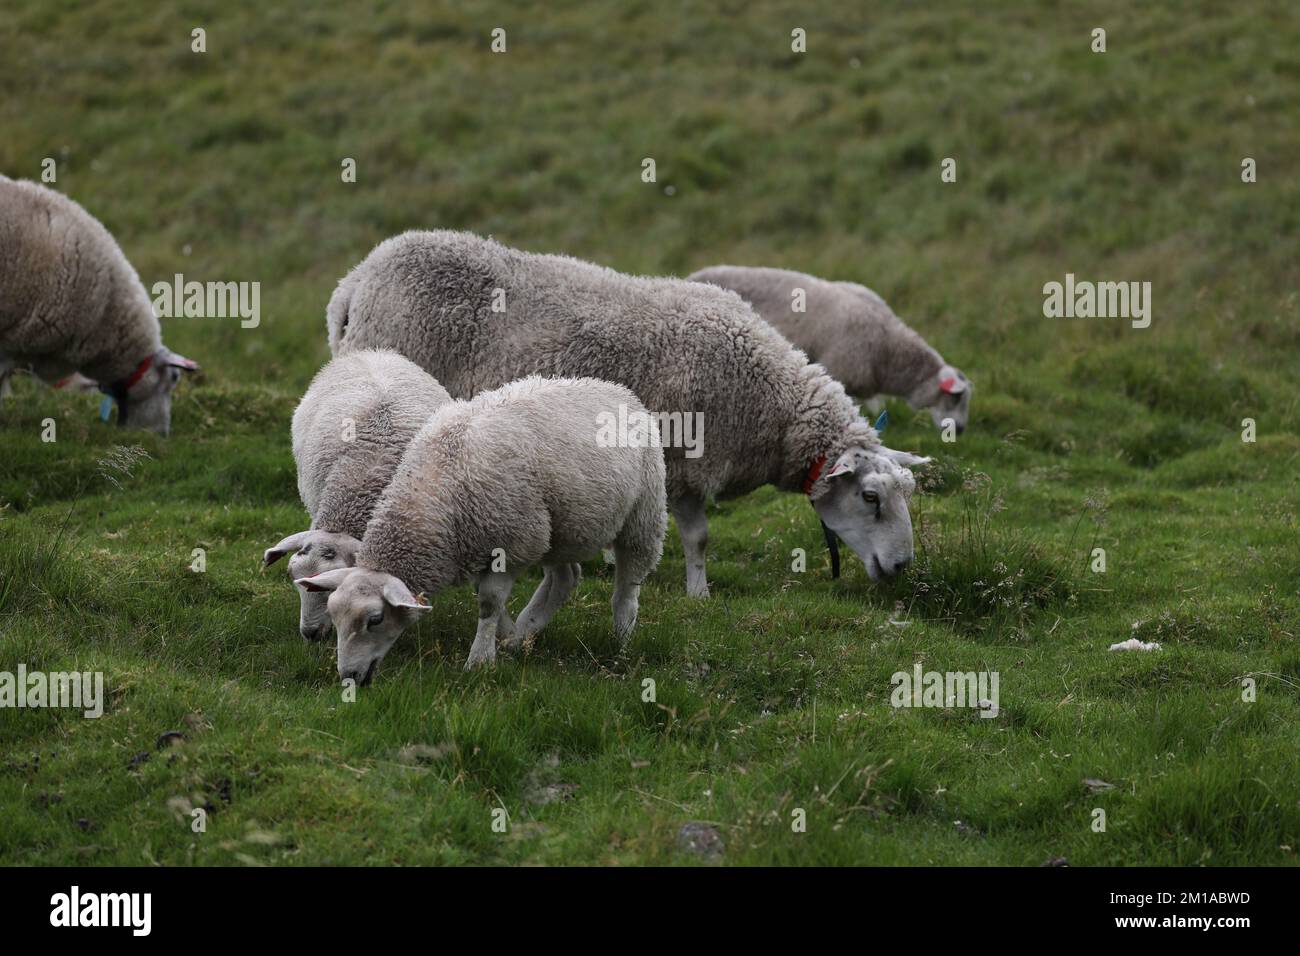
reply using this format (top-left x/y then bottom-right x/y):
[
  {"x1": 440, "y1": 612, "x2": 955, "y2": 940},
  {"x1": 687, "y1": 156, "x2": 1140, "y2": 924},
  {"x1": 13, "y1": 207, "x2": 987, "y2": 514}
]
[
  {"x1": 861, "y1": 491, "x2": 879, "y2": 504},
  {"x1": 320, "y1": 548, "x2": 336, "y2": 560},
  {"x1": 300, "y1": 544, "x2": 312, "y2": 555},
  {"x1": 367, "y1": 611, "x2": 384, "y2": 628}
]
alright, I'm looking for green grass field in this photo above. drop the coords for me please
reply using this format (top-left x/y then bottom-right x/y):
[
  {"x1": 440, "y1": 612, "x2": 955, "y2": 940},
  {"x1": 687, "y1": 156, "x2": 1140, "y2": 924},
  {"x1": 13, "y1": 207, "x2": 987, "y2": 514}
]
[{"x1": 1, "y1": 1, "x2": 1298, "y2": 865}]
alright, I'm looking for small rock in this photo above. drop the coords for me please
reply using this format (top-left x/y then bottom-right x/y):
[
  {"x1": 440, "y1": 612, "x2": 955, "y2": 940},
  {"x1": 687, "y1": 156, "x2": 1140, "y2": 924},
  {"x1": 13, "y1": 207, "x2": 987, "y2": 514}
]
[
  {"x1": 1040, "y1": 856, "x2": 1069, "y2": 867},
  {"x1": 1109, "y1": 638, "x2": 1161, "y2": 652},
  {"x1": 676, "y1": 822, "x2": 725, "y2": 862},
  {"x1": 1083, "y1": 777, "x2": 1115, "y2": 793},
  {"x1": 156, "y1": 730, "x2": 187, "y2": 749},
  {"x1": 128, "y1": 751, "x2": 150, "y2": 769},
  {"x1": 526, "y1": 782, "x2": 579, "y2": 807},
  {"x1": 396, "y1": 743, "x2": 453, "y2": 764}
]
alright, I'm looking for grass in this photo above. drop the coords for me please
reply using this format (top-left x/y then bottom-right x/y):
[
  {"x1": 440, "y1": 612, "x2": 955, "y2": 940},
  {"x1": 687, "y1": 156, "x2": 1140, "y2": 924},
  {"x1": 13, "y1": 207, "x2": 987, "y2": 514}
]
[{"x1": 1, "y1": 0, "x2": 1298, "y2": 865}]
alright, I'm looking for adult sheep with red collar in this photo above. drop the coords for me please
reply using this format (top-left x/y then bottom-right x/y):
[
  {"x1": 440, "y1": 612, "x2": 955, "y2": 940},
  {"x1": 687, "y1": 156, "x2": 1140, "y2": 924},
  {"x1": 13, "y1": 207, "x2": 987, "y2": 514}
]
[{"x1": 0, "y1": 177, "x2": 198, "y2": 435}]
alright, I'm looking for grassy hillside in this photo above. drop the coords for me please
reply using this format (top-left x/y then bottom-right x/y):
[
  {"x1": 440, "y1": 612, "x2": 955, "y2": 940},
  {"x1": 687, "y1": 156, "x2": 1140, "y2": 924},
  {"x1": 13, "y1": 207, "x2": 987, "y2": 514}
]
[{"x1": 1, "y1": 0, "x2": 1298, "y2": 865}]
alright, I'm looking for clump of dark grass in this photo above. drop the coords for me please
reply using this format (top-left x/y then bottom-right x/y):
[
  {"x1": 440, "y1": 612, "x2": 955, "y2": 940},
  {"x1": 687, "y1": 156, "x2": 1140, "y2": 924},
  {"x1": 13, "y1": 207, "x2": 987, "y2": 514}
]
[{"x1": 889, "y1": 471, "x2": 1086, "y2": 634}]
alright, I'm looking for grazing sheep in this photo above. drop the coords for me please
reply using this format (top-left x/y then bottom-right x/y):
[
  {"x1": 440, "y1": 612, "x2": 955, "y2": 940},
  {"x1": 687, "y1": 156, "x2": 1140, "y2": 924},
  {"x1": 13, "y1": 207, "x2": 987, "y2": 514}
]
[
  {"x1": 262, "y1": 350, "x2": 452, "y2": 641},
  {"x1": 296, "y1": 376, "x2": 668, "y2": 680},
  {"x1": 326, "y1": 230, "x2": 930, "y2": 597},
  {"x1": 688, "y1": 265, "x2": 973, "y2": 434},
  {"x1": 0, "y1": 177, "x2": 198, "y2": 434}
]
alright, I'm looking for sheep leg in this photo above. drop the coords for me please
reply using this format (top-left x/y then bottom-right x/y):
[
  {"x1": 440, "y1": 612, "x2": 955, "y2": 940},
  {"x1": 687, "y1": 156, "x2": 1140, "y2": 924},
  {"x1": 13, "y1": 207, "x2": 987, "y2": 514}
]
[
  {"x1": 0, "y1": 357, "x2": 13, "y2": 401},
  {"x1": 611, "y1": 555, "x2": 643, "y2": 649},
  {"x1": 501, "y1": 567, "x2": 554, "y2": 651},
  {"x1": 613, "y1": 487, "x2": 667, "y2": 648},
  {"x1": 671, "y1": 494, "x2": 710, "y2": 598},
  {"x1": 466, "y1": 572, "x2": 514, "y2": 670},
  {"x1": 509, "y1": 563, "x2": 581, "y2": 648}
]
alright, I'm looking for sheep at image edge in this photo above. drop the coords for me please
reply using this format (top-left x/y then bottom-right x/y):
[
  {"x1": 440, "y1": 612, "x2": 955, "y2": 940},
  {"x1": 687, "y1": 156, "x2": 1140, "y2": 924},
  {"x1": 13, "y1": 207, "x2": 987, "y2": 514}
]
[
  {"x1": 689, "y1": 265, "x2": 973, "y2": 434},
  {"x1": 325, "y1": 229, "x2": 930, "y2": 597},
  {"x1": 262, "y1": 349, "x2": 453, "y2": 642},
  {"x1": 297, "y1": 375, "x2": 668, "y2": 679},
  {"x1": 0, "y1": 177, "x2": 198, "y2": 434}
]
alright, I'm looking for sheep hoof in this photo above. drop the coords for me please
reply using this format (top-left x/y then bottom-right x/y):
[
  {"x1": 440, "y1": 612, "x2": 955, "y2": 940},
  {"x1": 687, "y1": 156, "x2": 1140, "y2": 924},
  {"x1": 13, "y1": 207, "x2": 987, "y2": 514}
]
[
  {"x1": 464, "y1": 650, "x2": 496, "y2": 670},
  {"x1": 500, "y1": 630, "x2": 534, "y2": 654}
]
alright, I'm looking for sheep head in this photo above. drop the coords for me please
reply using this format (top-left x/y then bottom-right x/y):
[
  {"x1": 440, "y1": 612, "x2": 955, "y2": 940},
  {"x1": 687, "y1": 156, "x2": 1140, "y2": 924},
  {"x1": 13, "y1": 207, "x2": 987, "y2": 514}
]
[
  {"x1": 112, "y1": 347, "x2": 200, "y2": 436},
  {"x1": 295, "y1": 567, "x2": 431, "y2": 685},
  {"x1": 809, "y1": 445, "x2": 929, "y2": 580},
  {"x1": 913, "y1": 364, "x2": 972, "y2": 435},
  {"x1": 264, "y1": 530, "x2": 362, "y2": 640}
]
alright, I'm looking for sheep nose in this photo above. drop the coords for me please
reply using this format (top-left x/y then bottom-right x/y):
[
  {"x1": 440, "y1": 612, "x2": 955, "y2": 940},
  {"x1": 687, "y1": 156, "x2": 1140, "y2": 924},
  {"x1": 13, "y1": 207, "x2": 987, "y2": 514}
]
[
  {"x1": 892, "y1": 557, "x2": 912, "y2": 575},
  {"x1": 340, "y1": 668, "x2": 375, "y2": 687},
  {"x1": 955, "y1": 423, "x2": 966, "y2": 435},
  {"x1": 301, "y1": 624, "x2": 324, "y2": 641}
]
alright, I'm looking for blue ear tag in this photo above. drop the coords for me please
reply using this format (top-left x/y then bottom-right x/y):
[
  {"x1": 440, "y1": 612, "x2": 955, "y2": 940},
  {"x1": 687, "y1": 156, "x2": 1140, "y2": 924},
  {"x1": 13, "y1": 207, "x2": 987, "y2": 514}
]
[
  {"x1": 99, "y1": 395, "x2": 114, "y2": 422},
  {"x1": 874, "y1": 409, "x2": 888, "y2": 435}
]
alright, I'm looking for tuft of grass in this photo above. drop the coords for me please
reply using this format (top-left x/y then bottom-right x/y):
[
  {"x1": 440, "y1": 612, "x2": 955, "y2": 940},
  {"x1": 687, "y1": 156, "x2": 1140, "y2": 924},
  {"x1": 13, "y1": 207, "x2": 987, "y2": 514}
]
[{"x1": 893, "y1": 472, "x2": 1080, "y2": 634}]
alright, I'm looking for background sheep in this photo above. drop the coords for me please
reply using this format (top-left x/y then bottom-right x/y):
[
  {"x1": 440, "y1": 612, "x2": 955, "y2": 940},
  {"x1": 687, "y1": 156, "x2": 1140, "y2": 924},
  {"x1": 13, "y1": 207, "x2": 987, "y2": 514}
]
[
  {"x1": 0, "y1": 177, "x2": 198, "y2": 435},
  {"x1": 689, "y1": 265, "x2": 973, "y2": 434},
  {"x1": 263, "y1": 350, "x2": 452, "y2": 641},
  {"x1": 326, "y1": 230, "x2": 930, "y2": 597},
  {"x1": 297, "y1": 376, "x2": 667, "y2": 679}
]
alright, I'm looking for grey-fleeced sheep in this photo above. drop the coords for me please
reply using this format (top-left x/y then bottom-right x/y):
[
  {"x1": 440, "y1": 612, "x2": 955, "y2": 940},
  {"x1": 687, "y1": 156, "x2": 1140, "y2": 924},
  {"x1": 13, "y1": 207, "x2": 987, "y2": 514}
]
[
  {"x1": 296, "y1": 375, "x2": 668, "y2": 680},
  {"x1": 263, "y1": 350, "x2": 452, "y2": 641},
  {"x1": 689, "y1": 265, "x2": 973, "y2": 434},
  {"x1": 326, "y1": 230, "x2": 930, "y2": 597},
  {"x1": 0, "y1": 177, "x2": 198, "y2": 434}
]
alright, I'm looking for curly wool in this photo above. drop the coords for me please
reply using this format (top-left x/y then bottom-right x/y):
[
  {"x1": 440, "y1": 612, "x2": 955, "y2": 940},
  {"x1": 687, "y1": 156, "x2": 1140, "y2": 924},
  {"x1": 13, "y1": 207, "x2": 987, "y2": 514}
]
[
  {"x1": 0, "y1": 177, "x2": 160, "y2": 383},
  {"x1": 327, "y1": 230, "x2": 879, "y2": 504},
  {"x1": 356, "y1": 376, "x2": 667, "y2": 595},
  {"x1": 291, "y1": 350, "x2": 452, "y2": 537},
  {"x1": 688, "y1": 265, "x2": 946, "y2": 403}
]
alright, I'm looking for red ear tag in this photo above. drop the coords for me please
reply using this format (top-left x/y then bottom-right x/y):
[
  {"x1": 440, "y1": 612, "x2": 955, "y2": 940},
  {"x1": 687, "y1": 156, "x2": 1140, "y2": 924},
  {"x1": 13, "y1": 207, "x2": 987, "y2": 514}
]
[{"x1": 939, "y1": 377, "x2": 958, "y2": 394}]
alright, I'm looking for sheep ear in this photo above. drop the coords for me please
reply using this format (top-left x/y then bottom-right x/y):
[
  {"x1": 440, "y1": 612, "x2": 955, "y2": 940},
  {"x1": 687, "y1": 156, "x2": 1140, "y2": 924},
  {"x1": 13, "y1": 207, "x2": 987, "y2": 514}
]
[
  {"x1": 938, "y1": 366, "x2": 967, "y2": 394},
  {"x1": 159, "y1": 347, "x2": 200, "y2": 372},
  {"x1": 263, "y1": 531, "x2": 311, "y2": 567},
  {"x1": 826, "y1": 452, "x2": 856, "y2": 480},
  {"x1": 881, "y1": 446, "x2": 931, "y2": 469},
  {"x1": 382, "y1": 577, "x2": 432, "y2": 612},
  {"x1": 295, "y1": 567, "x2": 354, "y2": 592}
]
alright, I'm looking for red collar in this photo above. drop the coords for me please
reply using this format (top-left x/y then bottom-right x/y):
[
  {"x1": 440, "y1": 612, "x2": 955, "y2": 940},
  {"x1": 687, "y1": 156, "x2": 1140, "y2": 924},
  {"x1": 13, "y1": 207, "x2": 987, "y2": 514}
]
[
  {"x1": 803, "y1": 454, "x2": 828, "y2": 496},
  {"x1": 122, "y1": 355, "x2": 154, "y2": 390}
]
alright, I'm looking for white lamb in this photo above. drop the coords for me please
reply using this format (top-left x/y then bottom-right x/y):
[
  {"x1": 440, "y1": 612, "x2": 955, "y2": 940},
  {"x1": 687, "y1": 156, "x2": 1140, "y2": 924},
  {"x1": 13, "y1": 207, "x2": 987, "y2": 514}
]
[
  {"x1": 0, "y1": 177, "x2": 198, "y2": 434},
  {"x1": 326, "y1": 230, "x2": 930, "y2": 597},
  {"x1": 297, "y1": 376, "x2": 668, "y2": 680},
  {"x1": 263, "y1": 350, "x2": 452, "y2": 641},
  {"x1": 688, "y1": 265, "x2": 973, "y2": 434}
]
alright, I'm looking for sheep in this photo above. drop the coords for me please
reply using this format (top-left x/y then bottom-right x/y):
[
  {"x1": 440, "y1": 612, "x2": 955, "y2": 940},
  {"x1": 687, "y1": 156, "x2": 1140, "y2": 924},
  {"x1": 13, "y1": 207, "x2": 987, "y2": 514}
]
[
  {"x1": 262, "y1": 350, "x2": 453, "y2": 641},
  {"x1": 326, "y1": 229, "x2": 931, "y2": 597},
  {"x1": 0, "y1": 177, "x2": 198, "y2": 434},
  {"x1": 295, "y1": 375, "x2": 668, "y2": 680},
  {"x1": 688, "y1": 265, "x2": 973, "y2": 434}
]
